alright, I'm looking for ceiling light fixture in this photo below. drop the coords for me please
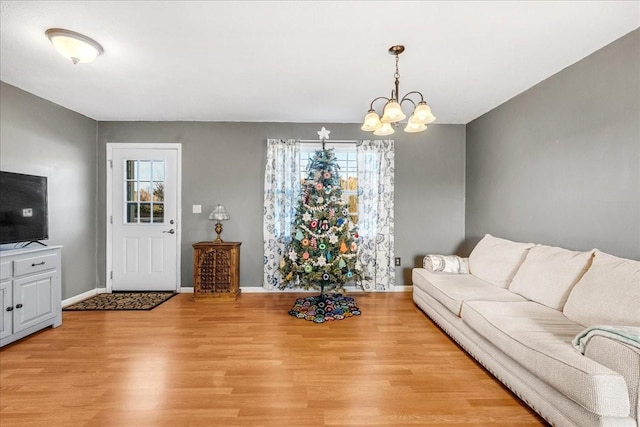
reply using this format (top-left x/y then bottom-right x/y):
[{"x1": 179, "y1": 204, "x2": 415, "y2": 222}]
[
  {"x1": 45, "y1": 28, "x2": 104, "y2": 64},
  {"x1": 361, "y1": 45, "x2": 435, "y2": 135}
]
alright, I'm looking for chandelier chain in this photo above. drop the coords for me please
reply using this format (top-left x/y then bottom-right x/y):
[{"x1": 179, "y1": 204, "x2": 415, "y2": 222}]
[{"x1": 394, "y1": 54, "x2": 400, "y2": 79}]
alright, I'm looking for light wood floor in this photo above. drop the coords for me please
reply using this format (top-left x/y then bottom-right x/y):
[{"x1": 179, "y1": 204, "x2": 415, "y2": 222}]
[{"x1": 1, "y1": 292, "x2": 547, "y2": 427}]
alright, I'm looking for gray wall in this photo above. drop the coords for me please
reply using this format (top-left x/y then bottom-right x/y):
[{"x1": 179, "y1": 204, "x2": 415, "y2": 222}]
[
  {"x1": 0, "y1": 82, "x2": 99, "y2": 299},
  {"x1": 466, "y1": 29, "x2": 640, "y2": 259},
  {"x1": 97, "y1": 122, "x2": 466, "y2": 287}
]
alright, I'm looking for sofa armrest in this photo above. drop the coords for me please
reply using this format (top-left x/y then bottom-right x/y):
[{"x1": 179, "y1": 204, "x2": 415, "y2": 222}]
[{"x1": 583, "y1": 335, "x2": 640, "y2": 420}]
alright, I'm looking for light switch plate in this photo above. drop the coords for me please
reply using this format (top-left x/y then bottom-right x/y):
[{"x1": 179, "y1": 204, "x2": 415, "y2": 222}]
[{"x1": 192, "y1": 204, "x2": 202, "y2": 214}]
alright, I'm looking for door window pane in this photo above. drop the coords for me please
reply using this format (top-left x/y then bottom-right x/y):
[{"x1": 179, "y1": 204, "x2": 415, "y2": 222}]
[
  {"x1": 126, "y1": 182, "x2": 138, "y2": 202},
  {"x1": 153, "y1": 204, "x2": 164, "y2": 223},
  {"x1": 126, "y1": 161, "x2": 137, "y2": 180},
  {"x1": 140, "y1": 203, "x2": 151, "y2": 223},
  {"x1": 153, "y1": 182, "x2": 164, "y2": 202},
  {"x1": 152, "y1": 161, "x2": 165, "y2": 181},
  {"x1": 138, "y1": 181, "x2": 151, "y2": 201},
  {"x1": 127, "y1": 203, "x2": 139, "y2": 223},
  {"x1": 139, "y1": 161, "x2": 151, "y2": 181}
]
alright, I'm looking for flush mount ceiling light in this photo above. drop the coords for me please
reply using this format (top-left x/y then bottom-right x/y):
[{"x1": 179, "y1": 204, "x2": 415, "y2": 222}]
[
  {"x1": 45, "y1": 28, "x2": 104, "y2": 64},
  {"x1": 361, "y1": 45, "x2": 436, "y2": 135}
]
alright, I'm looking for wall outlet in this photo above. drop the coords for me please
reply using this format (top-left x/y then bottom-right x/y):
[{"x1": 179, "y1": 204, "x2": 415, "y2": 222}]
[
  {"x1": 22, "y1": 208, "x2": 33, "y2": 217},
  {"x1": 395, "y1": 257, "x2": 401, "y2": 266},
  {"x1": 192, "y1": 204, "x2": 202, "y2": 214}
]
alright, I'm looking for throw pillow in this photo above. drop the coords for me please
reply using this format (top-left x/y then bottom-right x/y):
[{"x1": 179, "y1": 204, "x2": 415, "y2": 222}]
[
  {"x1": 468, "y1": 234, "x2": 535, "y2": 288},
  {"x1": 423, "y1": 254, "x2": 469, "y2": 274},
  {"x1": 509, "y1": 245, "x2": 594, "y2": 310},
  {"x1": 563, "y1": 250, "x2": 640, "y2": 327}
]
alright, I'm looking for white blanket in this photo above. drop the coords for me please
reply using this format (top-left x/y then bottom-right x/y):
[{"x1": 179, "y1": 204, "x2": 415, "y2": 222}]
[{"x1": 572, "y1": 325, "x2": 640, "y2": 354}]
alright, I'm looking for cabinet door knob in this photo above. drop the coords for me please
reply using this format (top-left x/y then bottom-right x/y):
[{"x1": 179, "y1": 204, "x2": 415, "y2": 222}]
[
  {"x1": 6, "y1": 306, "x2": 13, "y2": 312},
  {"x1": 15, "y1": 304, "x2": 23, "y2": 309}
]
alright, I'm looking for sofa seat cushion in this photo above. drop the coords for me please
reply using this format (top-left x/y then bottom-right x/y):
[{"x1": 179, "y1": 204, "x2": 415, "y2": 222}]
[
  {"x1": 412, "y1": 268, "x2": 526, "y2": 317},
  {"x1": 461, "y1": 300, "x2": 630, "y2": 417}
]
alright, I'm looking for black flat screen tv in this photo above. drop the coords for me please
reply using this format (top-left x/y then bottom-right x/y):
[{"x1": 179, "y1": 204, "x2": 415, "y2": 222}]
[{"x1": 0, "y1": 171, "x2": 49, "y2": 245}]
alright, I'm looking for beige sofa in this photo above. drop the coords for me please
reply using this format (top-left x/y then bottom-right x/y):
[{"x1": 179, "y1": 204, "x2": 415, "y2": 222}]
[{"x1": 412, "y1": 234, "x2": 640, "y2": 427}]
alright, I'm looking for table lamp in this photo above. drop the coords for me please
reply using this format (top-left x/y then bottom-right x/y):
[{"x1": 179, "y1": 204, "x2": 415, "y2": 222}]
[{"x1": 209, "y1": 204, "x2": 230, "y2": 243}]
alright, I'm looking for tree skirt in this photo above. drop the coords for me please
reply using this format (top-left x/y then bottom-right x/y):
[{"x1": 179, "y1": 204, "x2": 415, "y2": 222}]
[{"x1": 288, "y1": 294, "x2": 361, "y2": 323}]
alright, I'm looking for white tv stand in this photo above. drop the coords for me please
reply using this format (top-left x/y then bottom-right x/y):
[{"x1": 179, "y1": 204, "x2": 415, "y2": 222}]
[{"x1": 0, "y1": 245, "x2": 62, "y2": 347}]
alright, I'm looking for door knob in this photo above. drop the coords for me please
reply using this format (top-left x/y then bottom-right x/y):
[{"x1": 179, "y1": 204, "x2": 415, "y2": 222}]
[{"x1": 163, "y1": 229, "x2": 175, "y2": 234}]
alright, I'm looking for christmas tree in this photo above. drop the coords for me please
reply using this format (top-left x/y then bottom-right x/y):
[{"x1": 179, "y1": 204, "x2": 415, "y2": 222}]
[{"x1": 278, "y1": 145, "x2": 363, "y2": 297}]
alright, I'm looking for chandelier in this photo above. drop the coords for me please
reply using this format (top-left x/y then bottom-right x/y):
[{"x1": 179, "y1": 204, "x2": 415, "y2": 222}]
[{"x1": 361, "y1": 45, "x2": 436, "y2": 136}]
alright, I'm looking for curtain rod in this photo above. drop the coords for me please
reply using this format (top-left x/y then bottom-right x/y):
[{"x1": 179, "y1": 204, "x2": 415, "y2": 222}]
[{"x1": 297, "y1": 139, "x2": 358, "y2": 143}]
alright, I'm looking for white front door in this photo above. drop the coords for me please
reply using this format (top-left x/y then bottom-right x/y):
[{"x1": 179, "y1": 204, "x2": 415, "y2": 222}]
[{"x1": 110, "y1": 146, "x2": 180, "y2": 291}]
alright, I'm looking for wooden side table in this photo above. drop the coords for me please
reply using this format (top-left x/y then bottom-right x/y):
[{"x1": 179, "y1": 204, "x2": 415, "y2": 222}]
[{"x1": 192, "y1": 242, "x2": 241, "y2": 300}]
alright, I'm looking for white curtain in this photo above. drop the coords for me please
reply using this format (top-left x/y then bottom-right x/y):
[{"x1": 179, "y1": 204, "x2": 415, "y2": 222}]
[
  {"x1": 357, "y1": 140, "x2": 395, "y2": 291},
  {"x1": 263, "y1": 139, "x2": 300, "y2": 289}
]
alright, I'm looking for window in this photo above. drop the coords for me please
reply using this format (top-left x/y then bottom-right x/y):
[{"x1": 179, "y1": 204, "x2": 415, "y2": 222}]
[
  {"x1": 299, "y1": 143, "x2": 358, "y2": 223},
  {"x1": 125, "y1": 160, "x2": 165, "y2": 224}
]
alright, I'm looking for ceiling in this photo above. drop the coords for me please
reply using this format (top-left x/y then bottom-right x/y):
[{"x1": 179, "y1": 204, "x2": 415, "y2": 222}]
[{"x1": 1, "y1": 1, "x2": 638, "y2": 124}]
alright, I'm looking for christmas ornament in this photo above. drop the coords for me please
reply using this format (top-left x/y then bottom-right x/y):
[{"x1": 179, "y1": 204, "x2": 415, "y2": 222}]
[
  {"x1": 315, "y1": 182, "x2": 324, "y2": 191},
  {"x1": 295, "y1": 230, "x2": 304, "y2": 241},
  {"x1": 340, "y1": 242, "x2": 348, "y2": 253},
  {"x1": 302, "y1": 252, "x2": 310, "y2": 260},
  {"x1": 304, "y1": 264, "x2": 313, "y2": 273},
  {"x1": 351, "y1": 242, "x2": 357, "y2": 251},
  {"x1": 338, "y1": 258, "x2": 346, "y2": 268},
  {"x1": 310, "y1": 220, "x2": 318, "y2": 229},
  {"x1": 318, "y1": 243, "x2": 326, "y2": 250}
]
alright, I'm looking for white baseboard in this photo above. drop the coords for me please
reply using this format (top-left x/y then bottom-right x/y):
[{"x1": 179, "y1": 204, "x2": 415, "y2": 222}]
[
  {"x1": 64, "y1": 285, "x2": 412, "y2": 305},
  {"x1": 62, "y1": 287, "x2": 107, "y2": 308},
  {"x1": 241, "y1": 285, "x2": 413, "y2": 293}
]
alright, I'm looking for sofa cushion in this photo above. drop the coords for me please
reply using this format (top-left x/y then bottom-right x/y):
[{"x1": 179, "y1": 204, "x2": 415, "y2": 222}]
[
  {"x1": 461, "y1": 300, "x2": 630, "y2": 417},
  {"x1": 412, "y1": 268, "x2": 525, "y2": 317},
  {"x1": 563, "y1": 250, "x2": 640, "y2": 327},
  {"x1": 468, "y1": 234, "x2": 535, "y2": 288},
  {"x1": 508, "y1": 245, "x2": 594, "y2": 310}
]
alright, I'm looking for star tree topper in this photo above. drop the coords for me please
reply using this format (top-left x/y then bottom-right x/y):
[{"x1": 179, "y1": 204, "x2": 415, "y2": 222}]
[{"x1": 317, "y1": 126, "x2": 331, "y2": 141}]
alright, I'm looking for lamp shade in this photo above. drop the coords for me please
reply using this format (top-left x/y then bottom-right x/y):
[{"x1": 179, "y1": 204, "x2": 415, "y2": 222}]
[
  {"x1": 361, "y1": 110, "x2": 381, "y2": 132},
  {"x1": 46, "y1": 28, "x2": 104, "y2": 64},
  {"x1": 380, "y1": 100, "x2": 406, "y2": 123},
  {"x1": 209, "y1": 204, "x2": 230, "y2": 221},
  {"x1": 413, "y1": 102, "x2": 436, "y2": 125},
  {"x1": 404, "y1": 115, "x2": 428, "y2": 133},
  {"x1": 373, "y1": 122, "x2": 395, "y2": 136}
]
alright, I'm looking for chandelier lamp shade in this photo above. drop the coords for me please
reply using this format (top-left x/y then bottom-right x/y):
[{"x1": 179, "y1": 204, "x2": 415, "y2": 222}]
[
  {"x1": 361, "y1": 45, "x2": 436, "y2": 135},
  {"x1": 45, "y1": 28, "x2": 104, "y2": 64}
]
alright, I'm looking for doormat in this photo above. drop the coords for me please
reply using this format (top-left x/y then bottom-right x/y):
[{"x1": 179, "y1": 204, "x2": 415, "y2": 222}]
[
  {"x1": 288, "y1": 294, "x2": 361, "y2": 323},
  {"x1": 63, "y1": 292, "x2": 177, "y2": 311}
]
